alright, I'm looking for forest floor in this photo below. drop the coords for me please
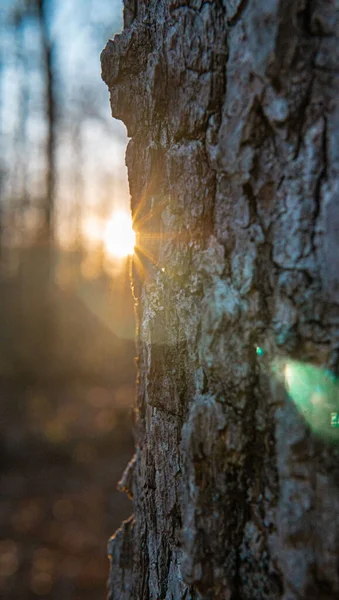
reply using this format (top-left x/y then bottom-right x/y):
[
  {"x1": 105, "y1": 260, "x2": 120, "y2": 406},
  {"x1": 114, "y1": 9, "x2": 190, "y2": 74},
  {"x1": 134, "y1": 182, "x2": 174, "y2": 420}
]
[{"x1": 0, "y1": 381, "x2": 135, "y2": 600}]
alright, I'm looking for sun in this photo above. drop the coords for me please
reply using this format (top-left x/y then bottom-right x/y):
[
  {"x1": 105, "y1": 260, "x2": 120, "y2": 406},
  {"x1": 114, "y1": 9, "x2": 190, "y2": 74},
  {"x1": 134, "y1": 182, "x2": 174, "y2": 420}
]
[{"x1": 103, "y1": 210, "x2": 136, "y2": 258}]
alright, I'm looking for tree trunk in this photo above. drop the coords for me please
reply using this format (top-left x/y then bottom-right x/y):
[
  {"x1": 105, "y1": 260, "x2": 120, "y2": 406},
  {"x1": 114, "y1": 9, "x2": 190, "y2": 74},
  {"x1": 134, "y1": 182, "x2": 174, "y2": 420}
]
[
  {"x1": 101, "y1": 2, "x2": 339, "y2": 598},
  {"x1": 37, "y1": 0, "x2": 56, "y2": 242}
]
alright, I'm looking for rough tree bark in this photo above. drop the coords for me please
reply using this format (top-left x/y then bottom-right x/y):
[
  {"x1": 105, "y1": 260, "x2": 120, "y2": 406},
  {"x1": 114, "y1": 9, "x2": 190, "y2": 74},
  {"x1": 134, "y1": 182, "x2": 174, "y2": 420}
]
[{"x1": 101, "y1": 1, "x2": 339, "y2": 598}]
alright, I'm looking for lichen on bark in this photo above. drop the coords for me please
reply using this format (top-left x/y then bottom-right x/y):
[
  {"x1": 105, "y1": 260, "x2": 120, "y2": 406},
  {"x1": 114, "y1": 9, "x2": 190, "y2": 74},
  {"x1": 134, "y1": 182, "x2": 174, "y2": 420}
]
[{"x1": 101, "y1": 1, "x2": 339, "y2": 598}]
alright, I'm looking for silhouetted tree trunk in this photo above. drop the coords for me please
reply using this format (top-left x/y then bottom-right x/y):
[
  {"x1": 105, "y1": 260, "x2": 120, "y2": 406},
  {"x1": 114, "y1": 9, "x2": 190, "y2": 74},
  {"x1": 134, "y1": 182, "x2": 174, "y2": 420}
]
[
  {"x1": 10, "y1": 11, "x2": 30, "y2": 245},
  {"x1": 37, "y1": 0, "x2": 56, "y2": 241},
  {"x1": 101, "y1": 1, "x2": 339, "y2": 598}
]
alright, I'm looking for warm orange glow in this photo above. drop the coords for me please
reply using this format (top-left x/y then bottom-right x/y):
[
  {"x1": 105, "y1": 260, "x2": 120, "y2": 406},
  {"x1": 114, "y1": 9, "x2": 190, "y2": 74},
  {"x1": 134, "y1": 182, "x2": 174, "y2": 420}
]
[
  {"x1": 83, "y1": 216, "x2": 103, "y2": 246},
  {"x1": 103, "y1": 211, "x2": 136, "y2": 258}
]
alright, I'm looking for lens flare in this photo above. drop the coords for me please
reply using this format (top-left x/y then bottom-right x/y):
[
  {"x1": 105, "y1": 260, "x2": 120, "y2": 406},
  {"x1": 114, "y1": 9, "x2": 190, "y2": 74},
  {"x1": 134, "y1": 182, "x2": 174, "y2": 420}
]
[{"x1": 281, "y1": 360, "x2": 339, "y2": 443}]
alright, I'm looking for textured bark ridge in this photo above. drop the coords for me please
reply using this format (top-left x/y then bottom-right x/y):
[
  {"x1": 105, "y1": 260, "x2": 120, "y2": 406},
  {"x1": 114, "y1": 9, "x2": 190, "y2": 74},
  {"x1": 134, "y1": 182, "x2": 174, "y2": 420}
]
[{"x1": 101, "y1": 2, "x2": 339, "y2": 598}]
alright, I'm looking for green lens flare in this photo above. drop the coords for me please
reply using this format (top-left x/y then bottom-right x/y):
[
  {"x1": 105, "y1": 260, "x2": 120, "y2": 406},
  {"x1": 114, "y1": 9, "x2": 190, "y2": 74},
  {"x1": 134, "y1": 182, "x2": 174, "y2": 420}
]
[
  {"x1": 281, "y1": 360, "x2": 339, "y2": 443},
  {"x1": 256, "y1": 346, "x2": 264, "y2": 357}
]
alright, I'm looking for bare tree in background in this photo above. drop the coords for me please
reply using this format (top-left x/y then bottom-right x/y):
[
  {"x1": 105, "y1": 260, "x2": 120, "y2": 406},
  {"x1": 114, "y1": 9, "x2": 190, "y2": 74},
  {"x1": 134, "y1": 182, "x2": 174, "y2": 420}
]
[
  {"x1": 102, "y1": 1, "x2": 339, "y2": 599},
  {"x1": 36, "y1": 0, "x2": 56, "y2": 242},
  {"x1": 0, "y1": 0, "x2": 57, "y2": 255},
  {"x1": 10, "y1": 10, "x2": 30, "y2": 244}
]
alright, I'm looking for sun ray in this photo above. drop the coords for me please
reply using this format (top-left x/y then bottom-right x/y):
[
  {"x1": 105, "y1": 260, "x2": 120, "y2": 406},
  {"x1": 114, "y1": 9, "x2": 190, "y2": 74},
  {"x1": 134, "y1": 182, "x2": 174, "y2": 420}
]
[{"x1": 133, "y1": 200, "x2": 164, "y2": 230}]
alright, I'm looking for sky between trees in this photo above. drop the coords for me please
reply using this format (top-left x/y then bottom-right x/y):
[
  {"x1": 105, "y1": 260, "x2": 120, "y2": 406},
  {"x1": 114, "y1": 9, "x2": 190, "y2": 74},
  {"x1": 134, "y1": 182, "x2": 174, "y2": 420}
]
[{"x1": 0, "y1": 0, "x2": 129, "y2": 253}]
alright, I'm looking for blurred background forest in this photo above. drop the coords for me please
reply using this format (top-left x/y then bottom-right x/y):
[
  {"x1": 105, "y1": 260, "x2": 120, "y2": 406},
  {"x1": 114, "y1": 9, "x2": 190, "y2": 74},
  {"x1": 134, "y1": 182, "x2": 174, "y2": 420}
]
[{"x1": 0, "y1": 1, "x2": 135, "y2": 598}]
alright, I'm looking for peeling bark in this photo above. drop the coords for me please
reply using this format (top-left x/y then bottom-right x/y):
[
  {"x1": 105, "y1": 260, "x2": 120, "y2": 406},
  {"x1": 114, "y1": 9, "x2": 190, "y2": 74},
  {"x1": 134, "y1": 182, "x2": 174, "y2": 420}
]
[{"x1": 101, "y1": 1, "x2": 339, "y2": 598}]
